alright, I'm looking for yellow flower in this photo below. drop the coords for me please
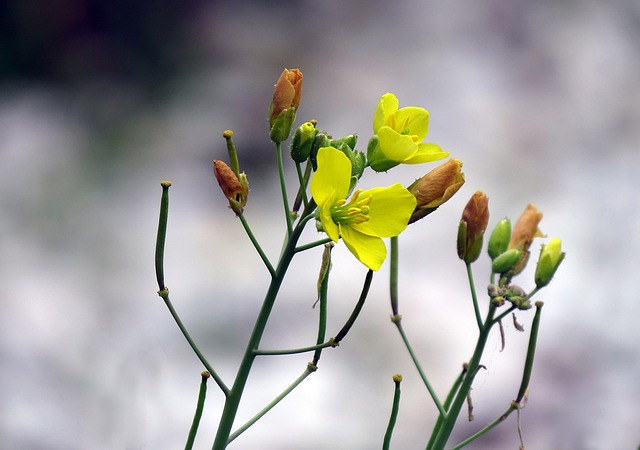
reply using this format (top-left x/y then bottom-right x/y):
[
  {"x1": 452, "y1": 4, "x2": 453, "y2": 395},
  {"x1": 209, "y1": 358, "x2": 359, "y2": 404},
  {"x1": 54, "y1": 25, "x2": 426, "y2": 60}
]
[
  {"x1": 367, "y1": 93, "x2": 449, "y2": 172},
  {"x1": 311, "y1": 146, "x2": 417, "y2": 271}
]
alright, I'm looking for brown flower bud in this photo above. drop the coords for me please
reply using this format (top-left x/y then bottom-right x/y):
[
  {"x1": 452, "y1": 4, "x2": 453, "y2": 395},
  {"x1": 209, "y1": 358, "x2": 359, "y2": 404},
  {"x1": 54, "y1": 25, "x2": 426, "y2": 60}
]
[
  {"x1": 408, "y1": 159, "x2": 465, "y2": 223},
  {"x1": 457, "y1": 191, "x2": 489, "y2": 263},
  {"x1": 268, "y1": 68, "x2": 303, "y2": 128},
  {"x1": 213, "y1": 160, "x2": 249, "y2": 216},
  {"x1": 508, "y1": 203, "x2": 544, "y2": 274}
]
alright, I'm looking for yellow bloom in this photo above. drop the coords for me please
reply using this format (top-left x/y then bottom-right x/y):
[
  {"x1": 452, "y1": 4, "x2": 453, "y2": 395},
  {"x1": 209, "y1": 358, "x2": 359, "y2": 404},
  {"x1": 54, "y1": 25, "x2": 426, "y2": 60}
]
[
  {"x1": 311, "y1": 146, "x2": 417, "y2": 271},
  {"x1": 367, "y1": 93, "x2": 449, "y2": 172}
]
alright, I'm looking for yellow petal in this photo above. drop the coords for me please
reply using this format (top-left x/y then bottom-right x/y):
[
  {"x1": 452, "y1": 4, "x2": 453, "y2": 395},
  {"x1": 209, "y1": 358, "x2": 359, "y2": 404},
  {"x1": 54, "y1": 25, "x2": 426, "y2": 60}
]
[
  {"x1": 392, "y1": 106, "x2": 430, "y2": 141},
  {"x1": 373, "y1": 93, "x2": 399, "y2": 133},
  {"x1": 404, "y1": 143, "x2": 449, "y2": 164},
  {"x1": 340, "y1": 225, "x2": 387, "y2": 271},
  {"x1": 377, "y1": 126, "x2": 418, "y2": 162},
  {"x1": 310, "y1": 146, "x2": 351, "y2": 206},
  {"x1": 352, "y1": 184, "x2": 416, "y2": 237}
]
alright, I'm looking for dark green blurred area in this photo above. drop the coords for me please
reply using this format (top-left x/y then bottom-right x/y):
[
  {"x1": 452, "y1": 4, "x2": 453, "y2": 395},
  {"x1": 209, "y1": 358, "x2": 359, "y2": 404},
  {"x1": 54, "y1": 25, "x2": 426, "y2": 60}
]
[{"x1": 0, "y1": 0, "x2": 204, "y2": 89}]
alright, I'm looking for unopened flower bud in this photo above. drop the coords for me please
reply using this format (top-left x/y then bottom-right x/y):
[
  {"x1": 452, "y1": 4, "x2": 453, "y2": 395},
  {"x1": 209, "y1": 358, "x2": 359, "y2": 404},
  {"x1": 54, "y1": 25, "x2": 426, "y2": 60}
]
[
  {"x1": 269, "y1": 68, "x2": 303, "y2": 142},
  {"x1": 457, "y1": 191, "x2": 489, "y2": 263},
  {"x1": 408, "y1": 159, "x2": 465, "y2": 224},
  {"x1": 491, "y1": 248, "x2": 522, "y2": 274},
  {"x1": 534, "y1": 238, "x2": 565, "y2": 288},
  {"x1": 509, "y1": 204, "x2": 544, "y2": 275},
  {"x1": 488, "y1": 218, "x2": 511, "y2": 260},
  {"x1": 290, "y1": 121, "x2": 317, "y2": 162},
  {"x1": 213, "y1": 160, "x2": 249, "y2": 216}
]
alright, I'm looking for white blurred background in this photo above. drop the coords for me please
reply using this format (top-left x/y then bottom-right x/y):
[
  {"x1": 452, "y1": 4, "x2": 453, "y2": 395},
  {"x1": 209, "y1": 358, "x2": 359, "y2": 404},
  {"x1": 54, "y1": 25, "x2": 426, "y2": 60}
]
[{"x1": 1, "y1": 1, "x2": 639, "y2": 449}]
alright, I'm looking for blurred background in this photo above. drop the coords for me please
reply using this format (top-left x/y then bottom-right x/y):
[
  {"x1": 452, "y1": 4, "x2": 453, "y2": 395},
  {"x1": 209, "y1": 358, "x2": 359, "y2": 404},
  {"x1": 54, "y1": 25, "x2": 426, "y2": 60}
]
[{"x1": 1, "y1": 0, "x2": 639, "y2": 449}]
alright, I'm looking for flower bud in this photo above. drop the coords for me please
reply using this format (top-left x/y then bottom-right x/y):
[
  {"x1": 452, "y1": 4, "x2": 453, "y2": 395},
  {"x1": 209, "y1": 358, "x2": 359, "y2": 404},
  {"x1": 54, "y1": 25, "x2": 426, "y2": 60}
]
[
  {"x1": 408, "y1": 159, "x2": 465, "y2": 224},
  {"x1": 534, "y1": 238, "x2": 565, "y2": 288},
  {"x1": 268, "y1": 68, "x2": 303, "y2": 142},
  {"x1": 488, "y1": 218, "x2": 511, "y2": 260},
  {"x1": 491, "y1": 248, "x2": 521, "y2": 274},
  {"x1": 457, "y1": 191, "x2": 489, "y2": 263},
  {"x1": 290, "y1": 121, "x2": 317, "y2": 162},
  {"x1": 509, "y1": 204, "x2": 544, "y2": 275},
  {"x1": 213, "y1": 160, "x2": 249, "y2": 216}
]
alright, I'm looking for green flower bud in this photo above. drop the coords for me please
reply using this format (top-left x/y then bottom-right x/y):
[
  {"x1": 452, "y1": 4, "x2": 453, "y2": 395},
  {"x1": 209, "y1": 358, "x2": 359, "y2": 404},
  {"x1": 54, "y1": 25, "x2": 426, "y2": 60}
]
[
  {"x1": 269, "y1": 108, "x2": 297, "y2": 143},
  {"x1": 309, "y1": 132, "x2": 331, "y2": 171},
  {"x1": 330, "y1": 134, "x2": 358, "y2": 151},
  {"x1": 290, "y1": 121, "x2": 317, "y2": 162},
  {"x1": 491, "y1": 248, "x2": 522, "y2": 274},
  {"x1": 457, "y1": 191, "x2": 489, "y2": 263},
  {"x1": 534, "y1": 238, "x2": 565, "y2": 288},
  {"x1": 488, "y1": 218, "x2": 511, "y2": 260}
]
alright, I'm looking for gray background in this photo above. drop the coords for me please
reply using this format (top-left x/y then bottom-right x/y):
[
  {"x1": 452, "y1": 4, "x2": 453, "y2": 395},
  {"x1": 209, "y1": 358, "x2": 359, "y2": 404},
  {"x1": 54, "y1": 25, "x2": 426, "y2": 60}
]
[{"x1": 1, "y1": 0, "x2": 639, "y2": 449}]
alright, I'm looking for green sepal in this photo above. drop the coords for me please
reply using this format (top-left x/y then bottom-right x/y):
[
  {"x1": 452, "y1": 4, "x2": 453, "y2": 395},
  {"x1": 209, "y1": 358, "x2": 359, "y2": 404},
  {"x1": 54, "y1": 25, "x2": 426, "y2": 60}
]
[{"x1": 488, "y1": 218, "x2": 511, "y2": 260}]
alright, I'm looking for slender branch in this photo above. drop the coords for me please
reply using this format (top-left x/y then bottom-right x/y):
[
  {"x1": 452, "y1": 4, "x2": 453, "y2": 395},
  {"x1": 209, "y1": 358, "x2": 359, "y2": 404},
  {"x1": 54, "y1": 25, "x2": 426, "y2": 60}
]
[
  {"x1": 295, "y1": 237, "x2": 333, "y2": 253},
  {"x1": 159, "y1": 290, "x2": 229, "y2": 395},
  {"x1": 516, "y1": 301, "x2": 544, "y2": 403},
  {"x1": 275, "y1": 141, "x2": 293, "y2": 236},
  {"x1": 227, "y1": 365, "x2": 317, "y2": 444},
  {"x1": 154, "y1": 181, "x2": 228, "y2": 395},
  {"x1": 449, "y1": 403, "x2": 518, "y2": 450},
  {"x1": 465, "y1": 262, "x2": 482, "y2": 331},
  {"x1": 254, "y1": 341, "x2": 335, "y2": 356},
  {"x1": 185, "y1": 371, "x2": 210, "y2": 450},
  {"x1": 239, "y1": 214, "x2": 275, "y2": 277},
  {"x1": 382, "y1": 375, "x2": 403, "y2": 450},
  {"x1": 333, "y1": 269, "x2": 374, "y2": 344}
]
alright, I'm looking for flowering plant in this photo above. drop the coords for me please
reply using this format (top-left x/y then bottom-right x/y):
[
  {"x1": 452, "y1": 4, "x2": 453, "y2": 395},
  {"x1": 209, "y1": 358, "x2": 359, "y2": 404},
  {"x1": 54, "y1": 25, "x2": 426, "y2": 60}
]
[{"x1": 153, "y1": 69, "x2": 565, "y2": 449}]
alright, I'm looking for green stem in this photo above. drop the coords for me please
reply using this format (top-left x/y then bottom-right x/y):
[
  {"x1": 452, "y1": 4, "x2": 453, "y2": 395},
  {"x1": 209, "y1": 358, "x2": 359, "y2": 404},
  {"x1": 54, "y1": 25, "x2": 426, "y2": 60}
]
[
  {"x1": 333, "y1": 269, "x2": 374, "y2": 344},
  {"x1": 239, "y1": 214, "x2": 275, "y2": 277},
  {"x1": 295, "y1": 237, "x2": 333, "y2": 253},
  {"x1": 389, "y1": 237, "x2": 445, "y2": 418},
  {"x1": 155, "y1": 181, "x2": 171, "y2": 291},
  {"x1": 449, "y1": 403, "x2": 518, "y2": 450},
  {"x1": 428, "y1": 305, "x2": 497, "y2": 450},
  {"x1": 292, "y1": 161, "x2": 310, "y2": 213},
  {"x1": 393, "y1": 319, "x2": 446, "y2": 418},
  {"x1": 159, "y1": 290, "x2": 229, "y2": 395},
  {"x1": 465, "y1": 262, "x2": 482, "y2": 331},
  {"x1": 276, "y1": 141, "x2": 293, "y2": 236},
  {"x1": 211, "y1": 204, "x2": 313, "y2": 449},
  {"x1": 254, "y1": 341, "x2": 335, "y2": 356},
  {"x1": 516, "y1": 301, "x2": 544, "y2": 403},
  {"x1": 313, "y1": 256, "x2": 330, "y2": 365},
  {"x1": 382, "y1": 375, "x2": 403, "y2": 450},
  {"x1": 227, "y1": 365, "x2": 316, "y2": 444},
  {"x1": 426, "y1": 366, "x2": 467, "y2": 450},
  {"x1": 492, "y1": 304, "x2": 517, "y2": 325},
  {"x1": 154, "y1": 181, "x2": 228, "y2": 395},
  {"x1": 185, "y1": 371, "x2": 210, "y2": 450}
]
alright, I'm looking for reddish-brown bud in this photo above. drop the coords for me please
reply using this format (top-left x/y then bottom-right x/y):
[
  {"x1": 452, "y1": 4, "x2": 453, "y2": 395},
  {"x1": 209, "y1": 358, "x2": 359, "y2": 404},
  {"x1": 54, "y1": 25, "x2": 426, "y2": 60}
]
[
  {"x1": 508, "y1": 203, "x2": 544, "y2": 274},
  {"x1": 268, "y1": 68, "x2": 303, "y2": 128},
  {"x1": 408, "y1": 158, "x2": 465, "y2": 223},
  {"x1": 213, "y1": 160, "x2": 249, "y2": 215},
  {"x1": 457, "y1": 191, "x2": 490, "y2": 263}
]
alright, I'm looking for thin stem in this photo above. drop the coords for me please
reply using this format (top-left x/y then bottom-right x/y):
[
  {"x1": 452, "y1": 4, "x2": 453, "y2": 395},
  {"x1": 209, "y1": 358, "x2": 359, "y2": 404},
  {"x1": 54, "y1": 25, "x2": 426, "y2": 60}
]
[
  {"x1": 313, "y1": 248, "x2": 330, "y2": 365},
  {"x1": 428, "y1": 304, "x2": 497, "y2": 450},
  {"x1": 393, "y1": 319, "x2": 446, "y2": 418},
  {"x1": 333, "y1": 269, "x2": 374, "y2": 344},
  {"x1": 292, "y1": 161, "x2": 309, "y2": 213},
  {"x1": 516, "y1": 301, "x2": 544, "y2": 403},
  {"x1": 185, "y1": 371, "x2": 210, "y2": 450},
  {"x1": 239, "y1": 214, "x2": 275, "y2": 277},
  {"x1": 389, "y1": 237, "x2": 445, "y2": 418},
  {"x1": 227, "y1": 365, "x2": 316, "y2": 444},
  {"x1": 295, "y1": 237, "x2": 333, "y2": 253},
  {"x1": 211, "y1": 211, "x2": 311, "y2": 449},
  {"x1": 159, "y1": 290, "x2": 229, "y2": 395},
  {"x1": 383, "y1": 375, "x2": 403, "y2": 450},
  {"x1": 426, "y1": 366, "x2": 467, "y2": 450},
  {"x1": 155, "y1": 181, "x2": 171, "y2": 291},
  {"x1": 275, "y1": 141, "x2": 293, "y2": 236},
  {"x1": 254, "y1": 341, "x2": 335, "y2": 356},
  {"x1": 465, "y1": 262, "x2": 483, "y2": 331},
  {"x1": 154, "y1": 181, "x2": 228, "y2": 395},
  {"x1": 449, "y1": 404, "x2": 518, "y2": 450},
  {"x1": 492, "y1": 304, "x2": 517, "y2": 325}
]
